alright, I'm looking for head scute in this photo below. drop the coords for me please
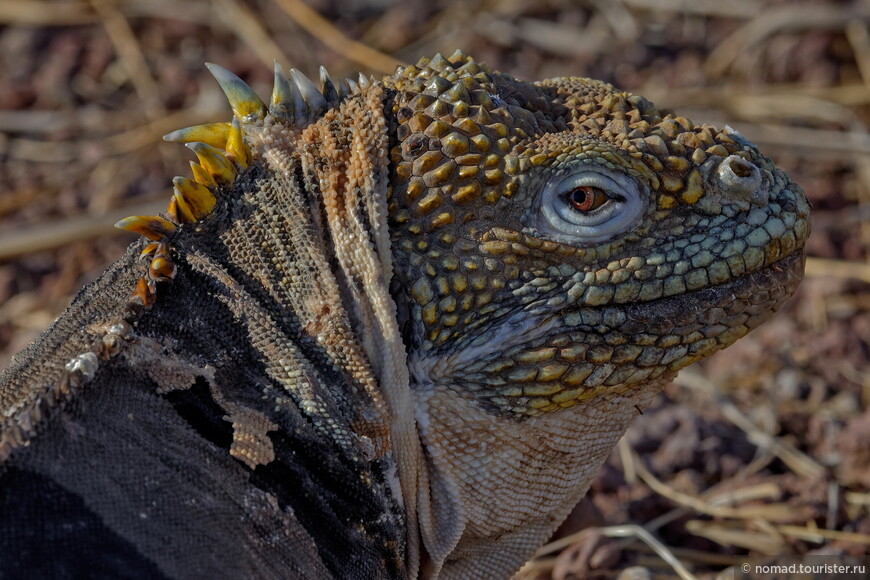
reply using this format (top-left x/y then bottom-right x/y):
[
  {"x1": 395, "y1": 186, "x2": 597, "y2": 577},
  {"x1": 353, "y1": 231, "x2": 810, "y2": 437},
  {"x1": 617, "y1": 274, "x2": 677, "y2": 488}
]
[
  {"x1": 319, "y1": 65, "x2": 340, "y2": 105},
  {"x1": 204, "y1": 62, "x2": 266, "y2": 122},
  {"x1": 115, "y1": 215, "x2": 176, "y2": 241},
  {"x1": 289, "y1": 68, "x2": 327, "y2": 120},
  {"x1": 357, "y1": 72, "x2": 373, "y2": 90},
  {"x1": 272, "y1": 60, "x2": 371, "y2": 123},
  {"x1": 114, "y1": 58, "x2": 366, "y2": 317},
  {"x1": 226, "y1": 117, "x2": 250, "y2": 168},
  {"x1": 270, "y1": 61, "x2": 298, "y2": 120},
  {"x1": 270, "y1": 62, "x2": 333, "y2": 125},
  {"x1": 163, "y1": 122, "x2": 231, "y2": 148},
  {"x1": 172, "y1": 177, "x2": 216, "y2": 221},
  {"x1": 185, "y1": 142, "x2": 237, "y2": 185},
  {"x1": 345, "y1": 77, "x2": 360, "y2": 95}
]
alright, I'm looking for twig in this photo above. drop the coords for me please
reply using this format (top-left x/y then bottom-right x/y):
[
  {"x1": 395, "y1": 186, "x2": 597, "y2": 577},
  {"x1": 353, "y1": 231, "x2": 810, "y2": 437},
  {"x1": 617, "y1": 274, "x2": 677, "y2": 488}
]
[
  {"x1": 753, "y1": 517, "x2": 788, "y2": 547},
  {"x1": 827, "y1": 481, "x2": 840, "y2": 531},
  {"x1": 270, "y1": 0, "x2": 402, "y2": 74},
  {"x1": 213, "y1": 0, "x2": 291, "y2": 70},
  {"x1": 601, "y1": 524, "x2": 697, "y2": 580},
  {"x1": 0, "y1": 99, "x2": 222, "y2": 135},
  {"x1": 676, "y1": 370, "x2": 826, "y2": 480},
  {"x1": 718, "y1": 399, "x2": 825, "y2": 479},
  {"x1": 0, "y1": 110, "x2": 104, "y2": 134},
  {"x1": 589, "y1": 0, "x2": 639, "y2": 42},
  {"x1": 641, "y1": 83, "x2": 870, "y2": 109},
  {"x1": 0, "y1": 190, "x2": 50, "y2": 219},
  {"x1": 776, "y1": 523, "x2": 870, "y2": 545},
  {"x1": 6, "y1": 104, "x2": 224, "y2": 163},
  {"x1": 89, "y1": 0, "x2": 166, "y2": 120},
  {"x1": 685, "y1": 520, "x2": 786, "y2": 554},
  {"x1": 6, "y1": 138, "x2": 79, "y2": 163},
  {"x1": 476, "y1": 17, "x2": 611, "y2": 57},
  {"x1": 639, "y1": 507, "x2": 688, "y2": 534},
  {"x1": 844, "y1": 22, "x2": 870, "y2": 246},
  {"x1": 805, "y1": 257, "x2": 870, "y2": 284},
  {"x1": 529, "y1": 524, "x2": 697, "y2": 580},
  {"x1": 618, "y1": 436, "x2": 637, "y2": 484},
  {"x1": 533, "y1": 528, "x2": 597, "y2": 558},
  {"x1": 0, "y1": 0, "x2": 211, "y2": 25},
  {"x1": 704, "y1": 482, "x2": 781, "y2": 507},
  {"x1": 706, "y1": 5, "x2": 870, "y2": 77},
  {"x1": 715, "y1": 123, "x2": 870, "y2": 157},
  {"x1": 121, "y1": 0, "x2": 212, "y2": 23},
  {"x1": 630, "y1": 449, "x2": 801, "y2": 521},
  {"x1": 86, "y1": 157, "x2": 132, "y2": 214},
  {"x1": 0, "y1": 0, "x2": 95, "y2": 25},
  {"x1": 847, "y1": 22, "x2": 870, "y2": 91},
  {"x1": 618, "y1": 0, "x2": 759, "y2": 19},
  {"x1": 631, "y1": 543, "x2": 738, "y2": 567},
  {"x1": 0, "y1": 198, "x2": 166, "y2": 261},
  {"x1": 845, "y1": 491, "x2": 870, "y2": 506},
  {"x1": 514, "y1": 556, "x2": 559, "y2": 578},
  {"x1": 101, "y1": 95, "x2": 228, "y2": 154}
]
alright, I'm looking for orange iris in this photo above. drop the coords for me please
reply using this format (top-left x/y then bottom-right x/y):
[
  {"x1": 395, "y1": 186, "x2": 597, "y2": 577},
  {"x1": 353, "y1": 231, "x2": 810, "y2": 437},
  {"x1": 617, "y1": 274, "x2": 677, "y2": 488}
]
[{"x1": 568, "y1": 186, "x2": 608, "y2": 212}]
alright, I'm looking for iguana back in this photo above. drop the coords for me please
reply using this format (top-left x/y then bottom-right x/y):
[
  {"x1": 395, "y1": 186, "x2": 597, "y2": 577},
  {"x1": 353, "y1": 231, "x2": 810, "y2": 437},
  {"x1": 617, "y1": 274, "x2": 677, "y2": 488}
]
[{"x1": 0, "y1": 52, "x2": 809, "y2": 579}]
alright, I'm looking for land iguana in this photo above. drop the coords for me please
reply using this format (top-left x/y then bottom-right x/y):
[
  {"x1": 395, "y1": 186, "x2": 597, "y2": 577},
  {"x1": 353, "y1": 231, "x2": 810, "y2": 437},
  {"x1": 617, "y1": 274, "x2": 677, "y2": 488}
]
[{"x1": 0, "y1": 51, "x2": 809, "y2": 579}]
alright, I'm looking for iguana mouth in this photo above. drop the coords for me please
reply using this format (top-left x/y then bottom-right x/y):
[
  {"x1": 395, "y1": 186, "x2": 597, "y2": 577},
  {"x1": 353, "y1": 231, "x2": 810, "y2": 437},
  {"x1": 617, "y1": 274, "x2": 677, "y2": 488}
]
[
  {"x1": 615, "y1": 251, "x2": 805, "y2": 335},
  {"x1": 424, "y1": 252, "x2": 805, "y2": 378},
  {"x1": 438, "y1": 250, "x2": 806, "y2": 418}
]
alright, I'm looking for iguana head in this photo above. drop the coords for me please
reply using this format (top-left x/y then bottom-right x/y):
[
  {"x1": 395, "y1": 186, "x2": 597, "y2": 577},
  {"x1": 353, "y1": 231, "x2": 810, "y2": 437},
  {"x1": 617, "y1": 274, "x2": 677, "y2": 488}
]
[
  {"x1": 385, "y1": 51, "x2": 808, "y2": 415},
  {"x1": 381, "y1": 52, "x2": 808, "y2": 576},
  {"x1": 115, "y1": 51, "x2": 808, "y2": 579}
]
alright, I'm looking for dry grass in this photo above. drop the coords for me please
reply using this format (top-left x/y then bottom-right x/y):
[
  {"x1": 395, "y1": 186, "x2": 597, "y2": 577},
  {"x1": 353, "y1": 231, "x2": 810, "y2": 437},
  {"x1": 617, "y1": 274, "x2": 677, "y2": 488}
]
[{"x1": 0, "y1": 1, "x2": 868, "y2": 578}]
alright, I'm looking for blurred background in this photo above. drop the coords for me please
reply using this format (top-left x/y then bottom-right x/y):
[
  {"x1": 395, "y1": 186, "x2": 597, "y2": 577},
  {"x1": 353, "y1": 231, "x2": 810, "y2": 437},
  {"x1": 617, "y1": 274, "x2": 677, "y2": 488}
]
[{"x1": 0, "y1": 0, "x2": 868, "y2": 577}]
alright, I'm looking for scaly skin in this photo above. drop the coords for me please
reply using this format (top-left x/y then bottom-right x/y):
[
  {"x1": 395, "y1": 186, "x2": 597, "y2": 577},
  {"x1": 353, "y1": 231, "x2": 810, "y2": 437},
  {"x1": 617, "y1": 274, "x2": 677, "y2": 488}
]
[
  {"x1": 382, "y1": 52, "x2": 808, "y2": 577},
  {"x1": 0, "y1": 51, "x2": 808, "y2": 579}
]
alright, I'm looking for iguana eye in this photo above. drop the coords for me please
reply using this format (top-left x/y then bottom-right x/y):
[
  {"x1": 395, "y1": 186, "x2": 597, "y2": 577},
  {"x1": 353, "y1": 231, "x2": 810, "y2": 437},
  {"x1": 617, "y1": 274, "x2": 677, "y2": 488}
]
[
  {"x1": 536, "y1": 168, "x2": 646, "y2": 244},
  {"x1": 565, "y1": 186, "x2": 609, "y2": 212}
]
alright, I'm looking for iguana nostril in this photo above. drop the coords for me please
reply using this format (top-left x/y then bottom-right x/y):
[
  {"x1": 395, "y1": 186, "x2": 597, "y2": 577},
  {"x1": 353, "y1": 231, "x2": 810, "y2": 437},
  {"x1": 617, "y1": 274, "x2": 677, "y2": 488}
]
[
  {"x1": 716, "y1": 154, "x2": 762, "y2": 198},
  {"x1": 731, "y1": 158, "x2": 753, "y2": 177}
]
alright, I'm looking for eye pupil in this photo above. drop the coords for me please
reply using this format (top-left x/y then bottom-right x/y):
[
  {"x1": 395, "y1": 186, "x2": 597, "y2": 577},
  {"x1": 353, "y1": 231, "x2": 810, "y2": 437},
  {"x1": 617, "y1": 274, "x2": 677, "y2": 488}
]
[{"x1": 568, "y1": 186, "x2": 606, "y2": 212}]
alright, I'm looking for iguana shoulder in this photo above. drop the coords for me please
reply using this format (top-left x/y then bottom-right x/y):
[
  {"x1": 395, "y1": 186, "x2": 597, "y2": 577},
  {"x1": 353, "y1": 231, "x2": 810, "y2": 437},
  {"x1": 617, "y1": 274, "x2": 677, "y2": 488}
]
[{"x1": 0, "y1": 51, "x2": 809, "y2": 579}]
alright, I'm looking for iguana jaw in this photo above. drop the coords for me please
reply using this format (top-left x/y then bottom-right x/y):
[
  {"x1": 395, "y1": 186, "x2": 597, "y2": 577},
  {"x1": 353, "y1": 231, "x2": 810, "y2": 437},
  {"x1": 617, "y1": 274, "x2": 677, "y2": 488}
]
[
  {"x1": 413, "y1": 248, "x2": 803, "y2": 416},
  {"x1": 404, "y1": 235, "x2": 804, "y2": 578}
]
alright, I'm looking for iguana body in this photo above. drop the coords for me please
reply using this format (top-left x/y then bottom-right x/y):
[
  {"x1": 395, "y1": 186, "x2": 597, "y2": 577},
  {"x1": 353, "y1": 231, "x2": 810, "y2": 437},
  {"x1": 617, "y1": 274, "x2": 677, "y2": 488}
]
[{"x1": 0, "y1": 52, "x2": 809, "y2": 579}]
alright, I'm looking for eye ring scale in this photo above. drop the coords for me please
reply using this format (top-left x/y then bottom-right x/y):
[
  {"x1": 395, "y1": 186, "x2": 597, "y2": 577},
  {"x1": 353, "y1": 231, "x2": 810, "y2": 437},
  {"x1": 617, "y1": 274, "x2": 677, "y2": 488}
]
[{"x1": 536, "y1": 168, "x2": 647, "y2": 244}]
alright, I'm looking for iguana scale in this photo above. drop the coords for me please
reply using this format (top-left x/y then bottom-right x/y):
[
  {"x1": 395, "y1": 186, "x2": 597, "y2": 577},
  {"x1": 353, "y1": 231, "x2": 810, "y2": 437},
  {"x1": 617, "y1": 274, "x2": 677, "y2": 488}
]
[{"x1": 0, "y1": 51, "x2": 809, "y2": 579}]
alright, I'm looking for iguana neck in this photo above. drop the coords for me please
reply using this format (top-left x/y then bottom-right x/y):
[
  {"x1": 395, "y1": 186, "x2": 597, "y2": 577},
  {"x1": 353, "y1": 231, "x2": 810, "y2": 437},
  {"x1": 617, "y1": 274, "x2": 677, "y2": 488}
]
[{"x1": 302, "y1": 85, "x2": 425, "y2": 576}]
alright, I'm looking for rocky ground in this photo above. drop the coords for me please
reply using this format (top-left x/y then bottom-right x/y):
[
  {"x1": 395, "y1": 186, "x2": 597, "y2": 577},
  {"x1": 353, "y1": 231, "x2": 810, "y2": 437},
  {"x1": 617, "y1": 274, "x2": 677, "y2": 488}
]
[{"x1": 1, "y1": 1, "x2": 868, "y2": 578}]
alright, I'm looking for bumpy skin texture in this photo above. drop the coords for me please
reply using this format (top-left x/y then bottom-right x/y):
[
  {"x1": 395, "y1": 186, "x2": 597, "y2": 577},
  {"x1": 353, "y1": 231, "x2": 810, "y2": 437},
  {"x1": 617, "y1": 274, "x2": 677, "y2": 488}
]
[{"x1": 0, "y1": 52, "x2": 808, "y2": 579}]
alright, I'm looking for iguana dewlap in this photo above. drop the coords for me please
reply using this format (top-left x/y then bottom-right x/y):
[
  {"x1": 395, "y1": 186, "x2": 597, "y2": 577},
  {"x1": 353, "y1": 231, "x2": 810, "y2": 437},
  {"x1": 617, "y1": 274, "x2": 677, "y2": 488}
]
[{"x1": 0, "y1": 52, "x2": 809, "y2": 579}]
